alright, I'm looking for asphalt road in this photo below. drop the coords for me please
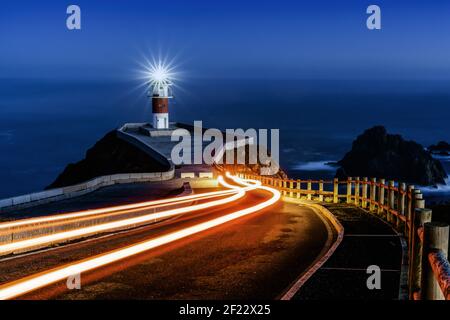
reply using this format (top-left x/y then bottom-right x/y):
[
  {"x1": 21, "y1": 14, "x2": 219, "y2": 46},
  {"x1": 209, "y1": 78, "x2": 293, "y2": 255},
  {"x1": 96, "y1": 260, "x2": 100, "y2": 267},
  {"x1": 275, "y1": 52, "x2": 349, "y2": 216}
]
[{"x1": 0, "y1": 184, "x2": 332, "y2": 299}]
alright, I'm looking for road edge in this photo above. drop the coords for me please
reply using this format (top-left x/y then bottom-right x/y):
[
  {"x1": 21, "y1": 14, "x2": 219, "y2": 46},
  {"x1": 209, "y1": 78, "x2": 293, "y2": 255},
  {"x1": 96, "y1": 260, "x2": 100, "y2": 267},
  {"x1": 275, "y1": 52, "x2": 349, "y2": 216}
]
[{"x1": 279, "y1": 198, "x2": 344, "y2": 300}]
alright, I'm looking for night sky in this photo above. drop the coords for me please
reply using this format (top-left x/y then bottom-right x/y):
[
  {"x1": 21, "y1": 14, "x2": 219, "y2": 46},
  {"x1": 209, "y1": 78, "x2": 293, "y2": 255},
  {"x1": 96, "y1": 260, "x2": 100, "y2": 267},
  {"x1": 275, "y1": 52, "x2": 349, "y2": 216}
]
[{"x1": 1, "y1": 0, "x2": 450, "y2": 80}]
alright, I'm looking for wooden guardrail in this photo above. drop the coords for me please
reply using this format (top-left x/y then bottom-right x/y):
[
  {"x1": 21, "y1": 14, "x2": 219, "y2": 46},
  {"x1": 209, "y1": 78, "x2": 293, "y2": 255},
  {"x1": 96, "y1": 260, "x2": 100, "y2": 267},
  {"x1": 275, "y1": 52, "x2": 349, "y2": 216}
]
[{"x1": 237, "y1": 172, "x2": 450, "y2": 300}]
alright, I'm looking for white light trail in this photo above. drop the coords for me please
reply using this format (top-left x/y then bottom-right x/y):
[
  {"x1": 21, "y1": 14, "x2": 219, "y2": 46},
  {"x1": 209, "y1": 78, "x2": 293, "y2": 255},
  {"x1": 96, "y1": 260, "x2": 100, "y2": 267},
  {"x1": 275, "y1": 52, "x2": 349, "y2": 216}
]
[
  {"x1": 0, "y1": 177, "x2": 252, "y2": 255},
  {"x1": 0, "y1": 175, "x2": 280, "y2": 300},
  {"x1": 0, "y1": 188, "x2": 240, "y2": 230}
]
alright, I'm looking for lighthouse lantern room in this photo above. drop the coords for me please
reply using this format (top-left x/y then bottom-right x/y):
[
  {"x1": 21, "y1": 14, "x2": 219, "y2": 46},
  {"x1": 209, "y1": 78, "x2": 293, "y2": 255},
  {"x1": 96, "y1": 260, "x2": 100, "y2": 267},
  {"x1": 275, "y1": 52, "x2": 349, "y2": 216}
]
[{"x1": 149, "y1": 63, "x2": 173, "y2": 129}]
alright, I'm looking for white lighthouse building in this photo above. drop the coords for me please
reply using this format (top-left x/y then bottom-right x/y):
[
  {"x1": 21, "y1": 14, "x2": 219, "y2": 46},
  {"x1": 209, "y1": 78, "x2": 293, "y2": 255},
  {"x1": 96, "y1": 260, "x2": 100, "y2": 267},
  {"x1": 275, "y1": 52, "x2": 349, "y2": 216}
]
[{"x1": 149, "y1": 64, "x2": 173, "y2": 129}]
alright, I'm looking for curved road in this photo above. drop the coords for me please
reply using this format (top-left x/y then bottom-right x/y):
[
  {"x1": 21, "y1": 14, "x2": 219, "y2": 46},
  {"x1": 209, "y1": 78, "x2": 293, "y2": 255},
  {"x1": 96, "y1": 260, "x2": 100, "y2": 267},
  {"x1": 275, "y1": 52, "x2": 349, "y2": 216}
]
[{"x1": 0, "y1": 177, "x2": 332, "y2": 299}]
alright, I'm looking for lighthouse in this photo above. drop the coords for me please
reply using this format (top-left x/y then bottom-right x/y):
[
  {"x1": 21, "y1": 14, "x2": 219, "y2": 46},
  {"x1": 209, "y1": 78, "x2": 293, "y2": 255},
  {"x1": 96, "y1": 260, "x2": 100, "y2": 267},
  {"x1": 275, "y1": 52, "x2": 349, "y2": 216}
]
[{"x1": 149, "y1": 63, "x2": 173, "y2": 129}]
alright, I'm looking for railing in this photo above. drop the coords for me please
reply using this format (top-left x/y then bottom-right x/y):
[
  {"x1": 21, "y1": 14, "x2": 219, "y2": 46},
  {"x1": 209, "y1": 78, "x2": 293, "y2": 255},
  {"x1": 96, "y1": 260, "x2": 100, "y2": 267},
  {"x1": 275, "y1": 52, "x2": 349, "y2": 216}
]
[
  {"x1": 0, "y1": 171, "x2": 175, "y2": 214},
  {"x1": 237, "y1": 172, "x2": 450, "y2": 300}
]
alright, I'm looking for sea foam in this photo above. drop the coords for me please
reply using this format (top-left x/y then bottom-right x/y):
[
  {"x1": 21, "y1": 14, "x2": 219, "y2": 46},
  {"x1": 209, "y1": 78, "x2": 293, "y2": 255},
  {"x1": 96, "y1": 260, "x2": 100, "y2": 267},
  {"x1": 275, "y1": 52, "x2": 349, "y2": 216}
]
[{"x1": 291, "y1": 161, "x2": 337, "y2": 171}]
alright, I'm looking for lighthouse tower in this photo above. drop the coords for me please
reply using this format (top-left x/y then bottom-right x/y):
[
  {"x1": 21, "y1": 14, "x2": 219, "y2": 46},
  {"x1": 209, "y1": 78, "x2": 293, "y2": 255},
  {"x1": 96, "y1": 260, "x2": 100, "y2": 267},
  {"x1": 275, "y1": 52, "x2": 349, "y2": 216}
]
[{"x1": 149, "y1": 65, "x2": 173, "y2": 129}]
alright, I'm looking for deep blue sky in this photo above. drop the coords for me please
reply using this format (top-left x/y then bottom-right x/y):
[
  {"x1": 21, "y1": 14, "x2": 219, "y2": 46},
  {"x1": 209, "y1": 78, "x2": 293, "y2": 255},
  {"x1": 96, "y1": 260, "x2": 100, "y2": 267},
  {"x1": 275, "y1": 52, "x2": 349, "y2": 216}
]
[{"x1": 1, "y1": 0, "x2": 450, "y2": 80}]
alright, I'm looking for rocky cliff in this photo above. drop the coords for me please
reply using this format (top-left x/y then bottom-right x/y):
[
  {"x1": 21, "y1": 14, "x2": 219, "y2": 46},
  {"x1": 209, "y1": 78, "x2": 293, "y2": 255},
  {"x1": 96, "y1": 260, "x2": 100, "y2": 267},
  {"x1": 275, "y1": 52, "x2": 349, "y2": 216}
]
[
  {"x1": 46, "y1": 131, "x2": 170, "y2": 189},
  {"x1": 336, "y1": 126, "x2": 447, "y2": 186},
  {"x1": 429, "y1": 141, "x2": 450, "y2": 156}
]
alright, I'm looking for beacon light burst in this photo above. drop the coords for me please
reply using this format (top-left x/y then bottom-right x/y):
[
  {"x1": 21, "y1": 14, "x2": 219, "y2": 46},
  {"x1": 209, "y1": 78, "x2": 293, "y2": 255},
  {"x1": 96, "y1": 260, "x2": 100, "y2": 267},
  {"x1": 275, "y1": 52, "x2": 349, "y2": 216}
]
[{"x1": 145, "y1": 58, "x2": 178, "y2": 129}]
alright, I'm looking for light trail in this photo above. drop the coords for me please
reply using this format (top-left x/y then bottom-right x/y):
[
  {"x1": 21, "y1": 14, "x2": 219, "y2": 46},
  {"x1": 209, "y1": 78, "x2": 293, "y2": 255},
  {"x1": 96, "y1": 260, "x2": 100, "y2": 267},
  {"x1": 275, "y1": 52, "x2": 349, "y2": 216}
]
[
  {"x1": 0, "y1": 176, "x2": 256, "y2": 255},
  {"x1": 0, "y1": 191, "x2": 240, "y2": 235},
  {"x1": 0, "y1": 174, "x2": 280, "y2": 300},
  {"x1": 226, "y1": 172, "x2": 261, "y2": 188},
  {"x1": 0, "y1": 188, "x2": 241, "y2": 230}
]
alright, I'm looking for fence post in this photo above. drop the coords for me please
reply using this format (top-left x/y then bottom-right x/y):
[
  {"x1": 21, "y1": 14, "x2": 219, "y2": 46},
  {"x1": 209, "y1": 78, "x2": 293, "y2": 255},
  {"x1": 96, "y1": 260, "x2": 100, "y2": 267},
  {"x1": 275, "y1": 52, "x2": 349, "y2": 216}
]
[
  {"x1": 296, "y1": 180, "x2": 301, "y2": 199},
  {"x1": 409, "y1": 192, "x2": 425, "y2": 259},
  {"x1": 346, "y1": 177, "x2": 352, "y2": 204},
  {"x1": 369, "y1": 178, "x2": 377, "y2": 211},
  {"x1": 362, "y1": 177, "x2": 368, "y2": 208},
  {"x1": 388, "y1": 180, "x2": 395, "y2": 224},
  {"x1": 406, "y1": 185, "x2": 415, "y2": 220},
  {"x1": 406, "y1": 185, "x2": 415, "y2": 238},
  {"x1": 415, "y1": 190, "x2": 424, "y2": 208},
  {"x1": 319, "y1": 180, "x2": 324, "y2": 202},
  {"x1": 409, "y1": 208, "x2": 432, "y2": 299},
  {"x1": 377, "y1": 178, "x2": 386, "y2": 216},
  {"x1": 398, "y1": 182, "x2": 406, "y2": 230},
  {"x1": 406, "y1": 185, "x2": 414, "y2": 220},
  {"x1": 289, "y1": 180, "x2": 294, "y2": 198},
  {"x1": 307, "y1": 180, "x2": 312, "y2": 201},
  {"x1": 354, "y1": 177, "x2": 360, "y2": 206},
  {"x1": 421, "y1": 222, "x2": 449, "y2": 300},
  {"x1": 333, "y1": 178, "x2": 339, "y2": 203}
]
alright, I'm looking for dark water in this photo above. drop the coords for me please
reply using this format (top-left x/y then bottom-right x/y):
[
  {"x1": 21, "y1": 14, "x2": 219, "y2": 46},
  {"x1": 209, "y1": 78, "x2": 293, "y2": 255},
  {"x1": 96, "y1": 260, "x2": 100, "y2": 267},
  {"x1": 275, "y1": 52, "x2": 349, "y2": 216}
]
[{"x1": 1, "y1": 78, "x2": 450, "y2": 200}]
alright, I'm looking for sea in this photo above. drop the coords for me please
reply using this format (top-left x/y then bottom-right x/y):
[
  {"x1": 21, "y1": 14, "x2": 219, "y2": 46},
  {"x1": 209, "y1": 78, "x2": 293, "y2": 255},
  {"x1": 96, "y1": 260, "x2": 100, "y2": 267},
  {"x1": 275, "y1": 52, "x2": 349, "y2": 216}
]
[{"x1": 1, "y1": 78, "x2": 450, "y2": 203}]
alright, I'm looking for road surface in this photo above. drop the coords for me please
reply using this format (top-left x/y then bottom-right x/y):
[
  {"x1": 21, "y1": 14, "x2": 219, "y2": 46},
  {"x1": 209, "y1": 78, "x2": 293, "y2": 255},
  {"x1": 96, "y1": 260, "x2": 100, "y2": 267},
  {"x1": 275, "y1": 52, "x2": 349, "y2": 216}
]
[{"x1": 0, "y1": 176, "x2": 333, "y2": 299}]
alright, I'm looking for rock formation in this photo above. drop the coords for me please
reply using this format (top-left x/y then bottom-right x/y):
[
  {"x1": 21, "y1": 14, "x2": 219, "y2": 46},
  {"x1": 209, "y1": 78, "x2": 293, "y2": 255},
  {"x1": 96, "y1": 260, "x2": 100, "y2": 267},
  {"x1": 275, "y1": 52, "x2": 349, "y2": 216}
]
[
  {"x1": 428, "y1": 141, "x2": 450, "y2": 156},
  {"x1": 336, "y1": 126, "x2": 447, "y2": 186},
  {"x1": 47, "y1": 131, "x2": 170, "y2": 189}
]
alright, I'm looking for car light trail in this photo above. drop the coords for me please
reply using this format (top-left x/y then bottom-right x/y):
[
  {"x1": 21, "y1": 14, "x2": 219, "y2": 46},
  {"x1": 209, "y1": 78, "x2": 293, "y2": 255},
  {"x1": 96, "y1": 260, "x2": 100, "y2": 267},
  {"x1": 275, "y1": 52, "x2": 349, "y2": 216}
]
[
  {"x1": 0, "y1": 176, "x2": 254, "y2": 255},
  {"x1": 226, "y1": 172, "x2": 261, "y2": 188},
  {"x1": 0, "y1": 174, "x2": 280, "y2": 300},
  {"x1": 0, "y1": 188, "x2": 241, "y2": 230},
  {"x1": 0, "y1": 191, "x2": 241, "y2": 234}
]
